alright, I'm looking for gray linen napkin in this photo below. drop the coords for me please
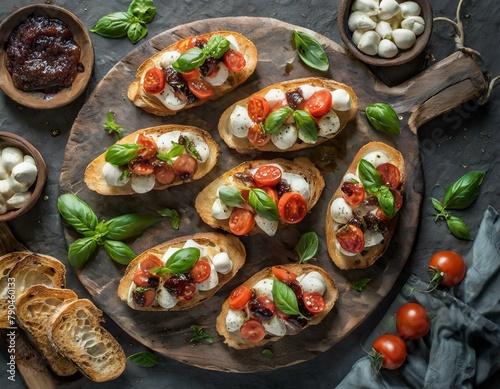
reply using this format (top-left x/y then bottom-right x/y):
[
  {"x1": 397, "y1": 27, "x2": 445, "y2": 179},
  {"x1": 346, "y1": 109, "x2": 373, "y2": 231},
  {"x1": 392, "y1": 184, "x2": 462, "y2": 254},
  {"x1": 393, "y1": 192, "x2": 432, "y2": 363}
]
[{"x1": 336, "y1": 206, "x2": 500, "y2": 389}]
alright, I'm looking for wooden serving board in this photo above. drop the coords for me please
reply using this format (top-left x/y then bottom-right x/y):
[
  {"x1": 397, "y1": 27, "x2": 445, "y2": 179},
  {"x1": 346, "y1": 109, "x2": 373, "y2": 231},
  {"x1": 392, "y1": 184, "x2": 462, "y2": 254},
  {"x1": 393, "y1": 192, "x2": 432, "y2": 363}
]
[{"x1": 59, "y1": 17, "x2": 486, "y2": 372}]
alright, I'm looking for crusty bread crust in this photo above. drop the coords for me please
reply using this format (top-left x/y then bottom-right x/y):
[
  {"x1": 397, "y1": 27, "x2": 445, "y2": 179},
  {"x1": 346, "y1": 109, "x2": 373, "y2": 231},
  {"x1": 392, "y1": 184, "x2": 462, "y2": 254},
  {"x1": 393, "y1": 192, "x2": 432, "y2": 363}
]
[
  {"x1": 48, "y1": 299, "x2": 126, "y2": 382},
  {"x1": 218, "y1": 77, "x2": 358, "y2": 153},
  {"x1": 84, "y1": 125, "x2": 219, "y2": 195},
  {"x1": 117, "y1": 232, "x2": 246, "y2": 311},
  {"x1": 216, "y1": 264, "x2": 338, "y2": 349},
  {"x1": 15, "y1": 285, "x2": 78, "y2": 376},
  {"x1": 195, "y1": 157, "x2": 325, "y2": 235},
  {"x1": 127, "y1": 31, "x2": 258, "y2": 116},
  {"x1": 325, "y1": 142, "x2": 405, "y2": 270}
]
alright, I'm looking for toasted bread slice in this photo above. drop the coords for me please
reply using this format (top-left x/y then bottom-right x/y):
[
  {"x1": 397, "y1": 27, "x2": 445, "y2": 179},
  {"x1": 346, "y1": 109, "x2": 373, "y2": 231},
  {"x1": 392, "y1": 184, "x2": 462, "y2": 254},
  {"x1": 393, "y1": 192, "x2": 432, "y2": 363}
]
[
  {"x1": 195, "y1": 157, "x2": 325, "y2": 235},
  {"x1": 84, "y1": 125, "x2": 219, "y2": 195},
  {"x1": 48, "y1": 299, "x2": 126, "y2": 382},
  {"x1": 128, "y1": 31, "x2": 258, "y2": 116},
  {"x1": 216, "y1": 264, "x2": 338, "y2": 349},
  {"x1": 117, "y1": 232, "x2": 246, "y2": 311},
  {"x1": 326, "y1": 142, "x2": 405, "y2": 269},
  {"x1": 16, "y1": 285, "x2": 78, "y2": 376},
  {"x1": 218, "y1": 77, "x2": 358, "y2": 153}
]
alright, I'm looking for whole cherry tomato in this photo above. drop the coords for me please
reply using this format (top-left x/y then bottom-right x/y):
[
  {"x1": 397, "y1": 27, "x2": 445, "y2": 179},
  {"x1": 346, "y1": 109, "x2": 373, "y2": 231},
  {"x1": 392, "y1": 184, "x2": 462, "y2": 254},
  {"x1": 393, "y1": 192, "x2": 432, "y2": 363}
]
[
  {"x1": 429, "y1": 250, "x2": 466, "y2": 287},
  {"x1": 396, "y1": 303, "x2": 430, "y2": 339},
  {"x1": 370, "y1": 334, "x2": 407, "y2": 371}
]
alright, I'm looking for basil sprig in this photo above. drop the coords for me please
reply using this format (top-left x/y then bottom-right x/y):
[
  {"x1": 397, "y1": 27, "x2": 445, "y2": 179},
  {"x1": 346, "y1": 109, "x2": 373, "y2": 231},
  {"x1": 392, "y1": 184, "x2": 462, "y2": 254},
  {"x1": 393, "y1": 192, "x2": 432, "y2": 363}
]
[
  {"x1": 172, "y1": 35, "x2": 230, "y2": 73},
  {"x1": 90, "y1": 0, "x2": 157, "y2": 44},
  {"x1": 150, "y1": 248, "x2": 200, "y2": 275},
  {"x1": 218, "y1": 185, "x2": 245, "y2": 207},
  {"x1": 293, "y1": 110, "x2": 318, "y2": 143},
  {"x1": 127, "y1": 351, "x2": 159, "y2": 367},
  {"x1": 104, "y1": 112, "x2": 123, "y2": 139},
  {"x1": 105, "y1": 143, "x2": 141, "y2": 165},
  {"x1": 294, "y1": 232, "x2": 319, "y2": 264},
  {"x1": 272, "y1": 279, "x2": 301, "y2": 316},
  {"x1": 293, "y1": 30, "x2": 329, "y2": 71},
  {"x1": 358, "y1": 159, "x2": 396, "y2": 219},
  {"x1": 365, "y1": 103, "x2": 401, "y2": 135},
  {"x1": 264, "y1": 107, "x2": 293, "y2": 134},
  {"x1": 248, "y1": 189, "x2": 279, "y2": 221},
  {"x1": 157, "y1": 144, "x2": 185, "y2": 164},
  {"x1": 431, "y1": 171, "x2": 485, "y2": 240}
]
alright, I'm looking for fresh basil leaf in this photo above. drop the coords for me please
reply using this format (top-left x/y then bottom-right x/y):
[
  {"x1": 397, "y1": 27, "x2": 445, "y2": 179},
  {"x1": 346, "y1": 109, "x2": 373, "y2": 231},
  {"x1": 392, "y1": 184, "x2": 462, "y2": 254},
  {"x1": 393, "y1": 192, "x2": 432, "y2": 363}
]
[
  {"x1": 293, "y1": 110, "x2": 318, "y2": 143},
  {"x1": 376, "y1": 186, "x2": 396, "y2": 219},
  {"x1": 358, "y1": 159, "x2": 385, "y2": 193},
  {"x1": 105, "y1": 143, "x2": 141, "y2": 165},
  {"x1": 261, "y1": 348, "x2": 274, "y2": 358},
  {"x1": 293, "y1": 30, "x2": 329, "y2": 71},
  {"x1": 104, "y1": 214, "x2": 162, "y2": 240},
  {"x1": 93, "y1": 220, "x2": 109, "y2": 239},
  {"x1": 68, "y1": 237, "x2": 97, "y2": 268},
  {"x1": 295, "y1": 232, "x2": 318, "y2": 264},
  {"x1": 90, "y1": 12, "x2": 131, "y2": 38},
  {"x1": 365, "y1": 103, "x2": 401, "y2": 135},
  {"x1": 103, "y1": 240, "x2": 136, "y2": 264},
  {"x1": 264, "y1": 107, "x2": 294, "y2": 134},
  {"x1": 442, "y1": 171, "x2": 485, "y2": 210},
  {"x1": 104, "y1": 112, "x2": 124, "y2": 139},
  {"x1": 182, "y1": 136, "x2": 202, "y2": 160},
  {"x1": 248, "y1": 189, "x2": 279, "y2": 221},
  {"x1": 163, "y1": 247, "x2": 201, "y2": 274},
  {"x1": 128, "y1": 22, "x2": 148, "y2": 44},
  {"x1": 157, "y1": 208, "x2": 180, "y2": 230},
  {"x1": 352, "y1": 278, "x2": 371, "y2": 292},
  {"x1": 172, "y1": 47, "x2": 206, "y2": 73},
  {"x1": 272, "y1": 279, "x2": 301, "y2": 316},
  {"x1": 219, "y1": 185, "x2": 245, "y2": 207},
  {"x1": 190, "y1": 325, "x2": 213, "y2": 344},
  {"x1": 205, "y1": 35, "x2": 230, "y2": 59},
  {"x1": 157, "y1": 144, "x2": 185, "y2": 164},
  {"x1": 447, "y1": 216, "x2": 472, "y2": 240},
  {"x1": 431, "y1": 197, "x2": 443, "y2": 212},
  {"x1": 128, "y1": 0, "x2": 157, "y2": 23},
  {"x1": 57, "y1": 194, "x2": 98, "y2": 235},
  {"x1": 127, "y1": 351, "x2": 159, "y2": 367}
]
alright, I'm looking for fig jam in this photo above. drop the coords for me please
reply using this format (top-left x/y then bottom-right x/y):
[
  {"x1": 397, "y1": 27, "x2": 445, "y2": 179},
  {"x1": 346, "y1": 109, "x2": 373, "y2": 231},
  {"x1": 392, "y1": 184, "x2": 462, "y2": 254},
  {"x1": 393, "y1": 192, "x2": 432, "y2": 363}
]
[{"x1": 5, "y1": 13, "x2": 82, "y2": 92}]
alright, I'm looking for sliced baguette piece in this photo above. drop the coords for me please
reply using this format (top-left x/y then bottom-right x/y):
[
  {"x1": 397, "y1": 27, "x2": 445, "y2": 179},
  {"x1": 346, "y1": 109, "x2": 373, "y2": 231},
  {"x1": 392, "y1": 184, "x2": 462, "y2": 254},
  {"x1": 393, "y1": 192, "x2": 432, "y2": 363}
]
[
  {"x1": 195, "y1": 157, "x2": 325, "y2": 236},
  {"x1": 15, "y1": 285, "x2": 78, "y2": 377},
  {"x1": 128, "y1": 31, "x2": 258, "y2": 116},
  {"x1": 218, "y1": 77, "x2": 358, "y2": 153},
  {"x1": 84, "y1": 125, "x2": 219, "y2": 195},
  {"x1": 48, "y1": 299, "x2": 126, "y2": 382},
  {"x1": 216, "y1": 264, "x2": 338, "y2": 349},
  {"x1": 326, "y1": 142, "x2": 405, "y2": 270},
  {"x1": 117, "y1": 232, "x2": 246, "y2": 311}
]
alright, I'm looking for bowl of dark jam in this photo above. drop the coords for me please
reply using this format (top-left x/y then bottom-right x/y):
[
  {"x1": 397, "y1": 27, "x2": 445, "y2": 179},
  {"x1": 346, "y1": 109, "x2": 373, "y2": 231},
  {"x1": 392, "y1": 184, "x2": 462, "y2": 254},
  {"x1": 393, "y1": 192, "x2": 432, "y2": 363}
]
[{"x1": 0, "y1": 4, "x2": 94, "y2": 109}]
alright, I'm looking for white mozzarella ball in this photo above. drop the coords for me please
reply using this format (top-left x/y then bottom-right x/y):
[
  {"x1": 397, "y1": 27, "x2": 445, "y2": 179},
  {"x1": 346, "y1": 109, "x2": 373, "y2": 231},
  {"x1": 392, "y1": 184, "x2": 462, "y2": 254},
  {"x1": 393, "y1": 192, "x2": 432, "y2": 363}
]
[
  {"x1": 130, "y1": 174, "x2": 155, "y2": 194},
  {"x1": 376, "y1": 21, "x2": 393, "y2": 40},
  {"x1": 6, "y1": 192, "x2": 31, "y2": 209},
  {"x1": 0, "y1": 180, "x2": 14, "y2": 199},
  {"x1": 162, "y1": 247, "x2": 181, "y2": 263},
  {"x1": 363, "y1": 230, "x2": 384, "y2": 248},
  {"x1": 298, "y1": 84, "x2": 320, "y2": 100},
  {"x1": 361, "y1": 151, "x2": 389, "y2": 168},
  {"x1": 343, "y1": 173, "x2": 361, "y2": 184},
  {"x1": 400, "y1": 1, "x2": 421, "y2": 17},
  {"x1": 225, "y1": 35, "x2": 240, "y2": 51},
  {"x1": 401, "y1": 16, "x2": 426, "y2": 36},
  {"x1": 229, "y1": 105, "x2": 254, "y2": 138},
  {"x1": 159, "y1": 84, "x2": 187, "y2": 111},
  {"x1": 393, "y1": 28, "x2": 416, "y2": 49},
  {"x1": 226, "y1": 309, "x2": 247, "y2": 332},
  {"x1": 298, "y1": 271, "x2": 327, "y2": 295},
  {"x1": 7, "y1": 176, "x2": 29, "y2": 193},
  {"x1": 187, "y1": 134, "x2": 210, "y2": 163},
  {"x1": 263, "y1": 315, "x2": 287, "y2": 337},
  {"x1": 378, "y1": 39, "x2": 399, "y2": 58},
  {"x1": 348, "y1": 11, "x2": 377, "y2": 32},
  {"x1": 24, "y1": 155, "x2": 36, "y2": 165},
  {"x1": 352, "y1": 0, "x2": 380, "y2": 16},
  {"x1": 196, "y1": 263, "x2": 219, "y2": 291},
  {"x1": 317, "y1": 109, "x2": 340, "y2": 137},
  {"x1": 252, "y1": 278, "x2": 274, "y2": 300},
  {"x1": 204, "y1": 63, "x2": 229, "y2": 86},
  {"x1": 103, "y1": 163, "x2": 130, "y2": 187},
  {"x1": 2, "y1": 147, "x2": 24, "y2": 170},
  {"x1": 183, "y1": 239, "x2": 206, "y2": 257},
  {"x1": 331, "y1": 89, "x2": 352, "y2": 111},
  {"x1": 255, "y1": 214, "x2": 279, "y2": 236},
  {"x1": 379, "y1": 0, "x2": 401, "y2": 20},
  {"x1": 11, "y1": 161, "x2": 38, "y2": 185},
  {"x1": 271, "y1": 123, "x2": 298, "y2": 150},
  {"x1": 352, "y1": 29, "x2": 367, "y2": 46},
  {"x1": 264, "y1": 89, "x2": 286, "y2": 106},
  {"x1": 160, "y1": 51, "x2": 181, "y2": 67},
  {"x1": 0, "y1": 161, "x2": 8, "y2": 180},
  {"x1": 212, "y1": 198, "x2": 232, "y2": 220},
  {"x1": 330, "y1": 198, "x2": 353, "y2": 224},
  {"x1": 156, "y1": 131, "x2": 181, "y2": 152},
  {"x1": 281, "y1": 173, "x2": 310, "y2": 200},
  {"x1": 157, "y1": 287, "x2": 179, "y2": 309},
  {"x1": 212, "y1": 252, "x2": 233, "y2": 274},
  {"x1": 358, "y1": 30, "x2": 381, "y2": 56}
]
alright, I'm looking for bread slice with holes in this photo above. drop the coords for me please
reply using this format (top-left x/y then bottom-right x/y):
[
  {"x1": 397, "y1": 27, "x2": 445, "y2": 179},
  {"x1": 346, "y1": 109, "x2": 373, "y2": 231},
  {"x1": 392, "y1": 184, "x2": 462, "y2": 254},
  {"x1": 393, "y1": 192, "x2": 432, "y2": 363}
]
[
  {"x1": 15, "y1": 285, "x2": 78, "y2": 376},
  {"x1": 48, "y1": 299, "x2": 126, "y2": 382}
]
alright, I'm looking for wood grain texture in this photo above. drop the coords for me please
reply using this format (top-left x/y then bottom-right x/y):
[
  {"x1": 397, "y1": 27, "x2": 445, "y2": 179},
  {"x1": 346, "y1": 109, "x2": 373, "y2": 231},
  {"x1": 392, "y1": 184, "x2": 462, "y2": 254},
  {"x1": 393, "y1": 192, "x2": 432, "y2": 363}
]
[{"x1": 59, "y1": 17, "x2": 486, "y2": 372}]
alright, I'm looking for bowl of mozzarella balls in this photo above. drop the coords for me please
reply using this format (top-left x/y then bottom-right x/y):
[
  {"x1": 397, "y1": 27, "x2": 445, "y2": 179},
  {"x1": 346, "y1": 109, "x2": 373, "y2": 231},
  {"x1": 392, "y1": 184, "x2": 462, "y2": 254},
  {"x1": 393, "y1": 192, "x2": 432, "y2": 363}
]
[
  {"x1": 338, "y1": 0, "x2": 433, "y2": 66},
  {"x1": 0, "y1": 132, "x2": 47, "y2": 221}
]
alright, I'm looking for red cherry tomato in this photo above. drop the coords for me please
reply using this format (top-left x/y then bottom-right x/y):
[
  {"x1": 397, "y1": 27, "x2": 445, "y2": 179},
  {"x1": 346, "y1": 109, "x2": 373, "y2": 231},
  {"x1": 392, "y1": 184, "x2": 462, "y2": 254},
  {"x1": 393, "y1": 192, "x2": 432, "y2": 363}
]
[
  {"x1": 178, "y1": 282, "x2": 197, "y2": 300},
  {"x1": 262, "y1": 186, "x2": 279, "y2": 204},
  {"x1": 181, "y1": 68, "x2": 201, "y2": 81},
  {"x1": 278, "y1": 192, "x2": 307, "y2": 224},
  {"x1": 136, "y1": 134, "x2": 158, "y2": 159},
  {"x1": 228, "y1": 285, "x2": 252, "y2": 310},
  {"x1": 272, "y1": 265, "x2": 297, "y2": 281},
  {"x1": 396, "y1": 302, "x2": 430, "y2": 339},
  {"x1": 303, "y1": 292, "x2": 326, "y2": 314},
  {"x1": 253, "y1": 165, "x2": 282, "y2": 187},
  {"x1": 428, "y1": 251, "x2": 466, "y2": 287},
  {"x1": 252, "y1": 296, "x2": 276, "y2": 318},
  {"x1": 305, "y1": 89, "x2": 332, "y2": 117},
  {"x1": 376, "y1": 163, "x2": 401, "y2": 189},
  {"x1": 271, "y1": 98, "x2": 289, "y2": 112},
  {"x1": 133, "y1": 270, "x2": 159, "y2": 288},
  {"x1": 223, "y1": 49, "x2": 246, "y2": 72},
  {"x1": 247, "y1": 124, "x2": 271, "y2": 147},
  {"x1": 248, "y1": 96, "x2": 271, "y2": 123},
  {"x1": 133, "y1": 288, "x2": 156, "y2": 307},
  {"x1": 229, "y1": 208, "x2": 255, "y2": 236},
  {"x1": 129, "y1": 159, "x2": 154, "y2": 175},
  {"x1": 336, "y1": 224, "x2": 364, "y2": 254},
  {"x1": 172, "y1": 154, "x2": 198, "y2": 178},
  {"x1": 240, "y1": 319, "x2": 266, "y2": 343},
  {"x1": 371, "y1": 334, "x2": 407, "y2": 370},
  {"x1": 154, "y1": 164, "x2": 176, "y2": 185},
  {"x1": 177, "y1": 36, "x2": 208, "y2": 52},
  {"x1": 139, "y1": 255, "x2": 164, "y2": 272},
  {"x1": 188, "y1": 78, "x2": 214, "y2": 99},
  {"x1": 143, "y1": 68, "x2": 166, "y2": 95},
  {"x1": 189, "y1": 259, "x2": 212, "y2": 283},
  {"x1": 341, "y1": 181, "x2": 365, "y2": 206}
]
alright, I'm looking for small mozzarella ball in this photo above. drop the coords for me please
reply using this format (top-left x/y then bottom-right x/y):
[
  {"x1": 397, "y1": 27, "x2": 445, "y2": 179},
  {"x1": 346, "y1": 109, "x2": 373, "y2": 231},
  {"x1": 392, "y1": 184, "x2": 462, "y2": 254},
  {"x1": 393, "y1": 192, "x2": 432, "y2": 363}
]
[
  {"x1": 156, "y1": 131, "x2": 181, "y2": 152},
  {"x1": 378, "y1": 39, "x2": 399, "y2": 58},
  {"x1": 348, "y1": 11, "x2": 377, "y2": 32},
  {"x1": 343, "y1": 173, "x2": 361, "y2": 184},
  {"x1": 331, "y1": 89, "x2": 352, "y2": 111},
  {"x1": 330, "y1": 198, "x2": 353, "y2": 224},
  {"x1": 298, "y1": 271, "x2": 327, "y2": 295},
  {"x1": 159, "y1": 85, "x2": 187, "y2": 111},
  {"x1": 229, "y1": 105, "x2": 254, "y2": 138},
  {"x1": 2, "y1": 147, "x2": 24, "y2": 171},
  {"x1": 7, "y1": 176, "x2": 29, "y2": 193},
  {"x1": 6, "y1": 192, "x2": 31, "y2": 209},
  {"x1": 297, "y1": 129, "x2": 317, "y2": 144},
  {"x1": 401, "y1": 16, "x2": 426, "y2": 36},
  {"x1": 352, "y1": 29, "x2": 367, "y2": 46},
  {"x1": 264, "y1": 89, "x2": 286, "y2": 106},
  {"x1": 364, "y1": 230, "x2": 385, "y2": 248},
  {"x1": 226, "y1": 309, "x2": 247, "y2": 332},
  {"x1": 160, "y1": 51, "x2": 181, "y2": 68},
  {"x1": 196, "y1": 263, "x2": 219, "y2": 291},
  {"x1": 298, "y1": 84, "x2": 320, "y2": 100},
  {"x1": 378, "y1": 0, "x2": 401, "y2": 20},
  {"x1": 376, "y1": 21, "x2": 393, "y2": 40},
  {"x1": 225, "y1": 35, "x2": 240, "y2": 51},
  {"x1": 352, "y1": 0, "x2": 380, "y2": 16},
  {"x1": 188, "y1": 134, "x2": 210, "y2": 163},
  {"x1": 212, "y1": 198, "x2": 232, "y2": 220},
  {"x1": 358, "y1": 30, "x2": 381, "y2": 56},
  {"x1": 183, "y1": 240, "x2": 207, "y2": 257},
  {"x1": 263, "y1": 315, "x2": 287, "y2": 337},
  {"x1": 24, "y1": 155, "x2": 36, "y2": 165},
  {"x1": 162, "y1": 247, "x2": 180, "y2": 263},
  {"x1": 388, "y1": 13, "x2": 405, "y2": 30},
  {"x1": 271, "y1": 123, "x2": 298, "y2": 150},
  {"x1": 0, "y1": 161, "x2": 8, "y2": 180},
  {"x1": 255, "y1": 214, "x2": 279, "y2": 236},
  {"x1": 0, "y1": 180, "x2": 14, "y2": 199},
  {"x1": 130, "y1": 174, "x2": 155, "y2": 194},
  {"x1": 157, "y1": 287, "x2": 178, "y2": 309},
  {"x1": 102, "y1": 163, "x2": 130, "y2": 187},
  {"x1": 317, "y1": 109, "x2": 340, "y2": 137},
  {"x1": 252, "y1": 278, "x2": 274, "y2": 300},
  {"x1": 400, "y1": 1, "x2": 421, "y2": 17},
  {"x1": 393, "y1": 28, "x2": 416, "y2": 49},
  {"x1": 204, "y1": 63, "x2": 229, "y2": 86},
  {"x1": 362, "y1": 151, "x2": 389, "y2": 168},
  {"x1": 11, "y1": 162, "x2": 38, "y2": 186},
  {"x1": 212, "y1": 252, "x2": 233, "y2": 274},
  {"x1": 281, "y1": 173, "x2": 310, "y2": 200}
]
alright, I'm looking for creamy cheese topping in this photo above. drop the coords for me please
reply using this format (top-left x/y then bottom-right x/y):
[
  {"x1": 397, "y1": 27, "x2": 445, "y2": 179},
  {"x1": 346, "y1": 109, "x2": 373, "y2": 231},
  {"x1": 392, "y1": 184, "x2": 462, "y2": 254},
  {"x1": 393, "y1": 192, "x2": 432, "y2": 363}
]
[
  {"x1": 204, "y1": 63, "x2": 229, "y2": 86},
  {"x1": 252, "y1": 278, "x2": 274, "y2": 300},
  {"x1": 103, "y1": 163, "x2": 129, "y2": 187},
  {"x1": 271, "y1": 123, "x2": 298, "y2": 150},
  {"x1": 281, "y1": 172, "x2": 310, "y2": 200},
  {"x1": 226, "y1": 308, "x2": 247, "y2": 332},
  {"x1": 158, "y1": 83, "x2": 187, "y2": 111},
  {"x1": 229, "y1": 105, "x2": 254, "y2": 138}
]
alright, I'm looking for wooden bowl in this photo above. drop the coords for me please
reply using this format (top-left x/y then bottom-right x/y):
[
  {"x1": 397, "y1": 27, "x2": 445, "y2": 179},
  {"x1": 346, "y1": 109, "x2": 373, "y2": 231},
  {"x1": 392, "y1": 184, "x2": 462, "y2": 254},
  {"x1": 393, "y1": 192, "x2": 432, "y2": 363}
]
[
  {"x1": 0, "y1": 4, "x2": 94, "y2": 109},
  {"x1": 338, "y1": 0, "x2": 433, "y2": 67},
  {"x1": 0, "y1": 132, "x2": 47, "y2": 221}
]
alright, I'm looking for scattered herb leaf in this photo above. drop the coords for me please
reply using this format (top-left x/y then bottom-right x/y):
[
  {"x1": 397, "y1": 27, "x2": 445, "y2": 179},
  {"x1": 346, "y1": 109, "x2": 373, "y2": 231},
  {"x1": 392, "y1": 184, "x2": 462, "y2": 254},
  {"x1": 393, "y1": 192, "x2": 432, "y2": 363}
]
[
  {"x1": 293, "y1": 30, "x2": 329, "y2": 71},
  {"x1": 352, "y1": 278, "x2": 371, "y2": 292},
  {"x1": 190, "y1": 325, "x2": 213, "y2": 344},
  {"x1": 365, "y1": 103, "x2": 401, "y2": 135},
  {"x1": 104, "y1": 112, "x2": 124, "y2": 139},
  {"x1": 261, "y1": 348, "x2": 274, "y2": 359},
  {"x1": 127, "y1": 351, "x2": 159, "y2": 367},
  {"x1": 294, "y1": 232, "x2": 318, "y2": 263},
  {"x1": 157, "y1": 208, "x2": 180, "y2": 230}
]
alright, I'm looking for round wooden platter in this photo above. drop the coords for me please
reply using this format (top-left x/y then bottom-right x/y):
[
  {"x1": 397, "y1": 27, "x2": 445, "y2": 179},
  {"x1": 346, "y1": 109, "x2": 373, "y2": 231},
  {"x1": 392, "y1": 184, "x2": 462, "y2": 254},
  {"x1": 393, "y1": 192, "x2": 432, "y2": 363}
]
[{"x1": 59, "y1": 17, "x2": 486, "y2": 372}]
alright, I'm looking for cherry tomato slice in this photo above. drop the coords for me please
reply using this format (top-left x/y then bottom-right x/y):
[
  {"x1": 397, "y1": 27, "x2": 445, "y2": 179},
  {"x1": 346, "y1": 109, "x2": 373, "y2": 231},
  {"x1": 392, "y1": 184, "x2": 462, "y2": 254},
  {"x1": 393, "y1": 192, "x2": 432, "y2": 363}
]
[
  {"x1": 181, "y1": 68, "x2": 201, "y2": 82},
  {"x1": 303, "y1": 291, "x2": 326, "y2": 314},
  {"x1": 229, "y1": 208, "x2": 255, "y2": 236},
  {"x1": 341, "y1": 181, "x2": 365, "y2": 206},
  {"x1": 189, "y1": 259, "x2": 212, "y2": 283},
  {"x1": 305, "y1": 89, "x2": 333, "y2": 117},
  {"x1": 428, "y1": 250, "x2": 466, "y2": 287},
  {"x1": 228, "y1": 285, "x2": 252, "y2": 310},
  {"x1": 223, "y1": 49, "x2": 246, "y2": 72},
  {"x1": 133, "y1": 270, "x2": 159, "y2": 288},
  {"x1": 188, "y1": 79, "x2": 214, "y2": 99},
  {"x1": 372, "y1": 334, "x2": 407, "y2": 370},
  {"x1": 172, "y1": 154, "x2": 198, "y2": 179},
  {"x1": 278, "y1": 192, "x2": 307, "y2": 224},
  {"x1": 271, "y1": 98, "x2": 289, "y2": 112},
  {"x1": 253, "y1": 165, "x2": 282, "y2": 187},
  {"x1": 177, "y1": 36, "x2": 208, "y2": 52},
  {"x1": 140, "y1": 254, "x2": 164, "y2": 272},
  {"x1": 396, "y1": 303, "x2": 430, "y2": 340},
  {"x1": 336, "y1": 224, "x2": 364, "y2": 254},
  {"x1": 143, "y1": 68, "x2": 166, "y2": 95},
  {"x1": 129, "y1": 159, "x2": 154, "y2": 175},
  {"x1": 376, "y1": 163, "x2": 401, "y2": 189},
  {"x1": 178, "y1": 282, "x2": 197, "y2": 300},
  {"x1": 154, "y1": 164, "x2": 176, "y2": 185},
  {"x1": 262, "y1": 186, "x2": 279, "y2": 204},
  {"x1": 132, "y1": 288, "x2": 156, "y2": 307},
  {"x1": 240, "y1": 319, "x2": 266, "y2": 343},
  {"x1": 136, "y1": 134, "x2": 158, "y2": 159},
  {"x1": 247, "y1": 124, "x2": 271, "y2": 147},
  {"x1": 272, "y1": 266, "x2": 298, "y2": 281},
  {"x1": 248, "y1": 96, "x2": 271, "y2": 123}
]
